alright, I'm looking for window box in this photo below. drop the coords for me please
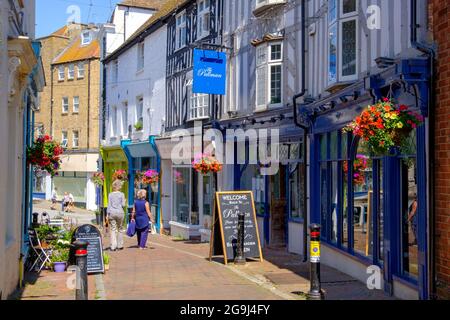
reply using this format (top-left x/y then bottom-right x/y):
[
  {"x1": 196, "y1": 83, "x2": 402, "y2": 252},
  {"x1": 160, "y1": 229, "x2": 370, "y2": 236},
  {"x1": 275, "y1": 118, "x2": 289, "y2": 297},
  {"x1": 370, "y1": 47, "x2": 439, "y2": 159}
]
[{"x1": 253, "y1": 0, "x2": 286, "y2": 17}]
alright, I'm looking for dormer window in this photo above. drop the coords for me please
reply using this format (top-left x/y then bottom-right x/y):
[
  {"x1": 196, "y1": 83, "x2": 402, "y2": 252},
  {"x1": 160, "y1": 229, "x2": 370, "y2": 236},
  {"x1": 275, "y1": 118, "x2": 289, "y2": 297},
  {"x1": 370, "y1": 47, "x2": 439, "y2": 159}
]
[{"x1": 81, "y1": 31, "x2": 92, "y2": 45}]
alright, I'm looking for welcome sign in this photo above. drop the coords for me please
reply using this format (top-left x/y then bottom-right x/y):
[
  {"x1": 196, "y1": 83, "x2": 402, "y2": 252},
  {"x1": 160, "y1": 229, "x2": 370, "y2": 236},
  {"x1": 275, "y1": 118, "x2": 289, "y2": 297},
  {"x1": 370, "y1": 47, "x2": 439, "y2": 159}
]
[{"x1": 193, "y1": 49, "x2": 227, "y2": 95}]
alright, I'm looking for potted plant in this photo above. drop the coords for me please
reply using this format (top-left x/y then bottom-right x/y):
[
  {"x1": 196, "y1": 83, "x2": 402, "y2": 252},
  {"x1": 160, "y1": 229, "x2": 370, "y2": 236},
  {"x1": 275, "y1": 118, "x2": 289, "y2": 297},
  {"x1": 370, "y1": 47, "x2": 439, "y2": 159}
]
[
  {"x1": 134, "y1": 120, "x2": 143, "y2": 132},
  {"x1": 51, "y1": 247, "x2": 69, "y2": 273},
  {"x1": 192, "y1": 153, "x2": 223, "y2": 175},
  {"x1": 103, "y1": 253, "x2": 110, "y2": 271},
  {"x1": 27, "y1": 135, "x2": 64, "y2": 176},
  {"x1": 344, "y1": 98, "x2": 424, "y2": 156},
  {"x1": 142, "y1": 169, "x2": 159, "y2": 192}
]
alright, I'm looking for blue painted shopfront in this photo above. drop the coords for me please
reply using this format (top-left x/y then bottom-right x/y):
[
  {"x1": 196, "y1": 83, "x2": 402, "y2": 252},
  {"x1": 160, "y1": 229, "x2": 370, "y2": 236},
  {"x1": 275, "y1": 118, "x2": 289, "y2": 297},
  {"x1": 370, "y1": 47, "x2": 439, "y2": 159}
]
[
  {"x1": 300, "y1": 58, "x2": 430, "y2": 299},
  {"x1": 221, "y1": 117, "x2": 306, "y2": 247},
  {"x1": 121, "y1": 137, "x2": 162, "y2": 233}
]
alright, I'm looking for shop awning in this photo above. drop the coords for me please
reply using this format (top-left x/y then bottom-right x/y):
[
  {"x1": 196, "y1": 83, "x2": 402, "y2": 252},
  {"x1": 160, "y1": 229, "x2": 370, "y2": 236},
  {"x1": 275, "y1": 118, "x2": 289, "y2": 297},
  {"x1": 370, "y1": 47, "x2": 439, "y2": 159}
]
[{"x1": 125, "y1": 142, "x2": 156, "y2": 158}]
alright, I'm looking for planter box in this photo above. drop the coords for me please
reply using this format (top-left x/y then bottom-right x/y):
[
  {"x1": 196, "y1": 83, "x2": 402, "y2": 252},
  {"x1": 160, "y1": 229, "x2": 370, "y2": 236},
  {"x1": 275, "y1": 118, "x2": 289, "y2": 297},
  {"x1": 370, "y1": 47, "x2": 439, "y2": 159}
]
[{"x1": 169, "y1": 221, "x2": 201, "y2": 240}]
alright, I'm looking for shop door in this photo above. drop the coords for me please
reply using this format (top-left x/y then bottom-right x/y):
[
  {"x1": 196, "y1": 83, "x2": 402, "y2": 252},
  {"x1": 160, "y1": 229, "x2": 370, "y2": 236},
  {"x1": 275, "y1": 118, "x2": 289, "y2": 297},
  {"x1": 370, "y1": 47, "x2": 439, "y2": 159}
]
[{"x1": 270, "y1": 166, "x2": 287, "y2": 247}]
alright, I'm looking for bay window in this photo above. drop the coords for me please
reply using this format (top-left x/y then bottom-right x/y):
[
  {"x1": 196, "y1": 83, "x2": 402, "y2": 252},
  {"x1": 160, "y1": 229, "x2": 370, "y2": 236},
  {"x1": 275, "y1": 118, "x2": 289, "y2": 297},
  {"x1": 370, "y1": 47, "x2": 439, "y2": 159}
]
[
  {"x1": 255, "y1": 42, "x2": 283, "y2": 111},
  {"x1": 327, "y1": 0, "x2": 358, "y2": 85}
]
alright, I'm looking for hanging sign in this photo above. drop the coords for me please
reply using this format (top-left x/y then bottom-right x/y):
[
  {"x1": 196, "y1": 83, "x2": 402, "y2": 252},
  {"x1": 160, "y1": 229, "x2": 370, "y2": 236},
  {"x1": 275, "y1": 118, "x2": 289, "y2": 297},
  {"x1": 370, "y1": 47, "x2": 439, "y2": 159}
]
[
  {"x1": 209, "y1": 191, "x2": 263, "y2": 265},
  {"x1": 193, "y1": 49, "x2": 227, "y2": 95}
]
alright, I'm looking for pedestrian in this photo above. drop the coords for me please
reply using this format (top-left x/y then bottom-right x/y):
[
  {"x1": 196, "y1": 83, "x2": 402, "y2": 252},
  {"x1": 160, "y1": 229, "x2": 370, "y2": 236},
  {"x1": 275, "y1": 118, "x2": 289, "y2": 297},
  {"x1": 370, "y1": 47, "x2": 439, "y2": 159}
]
[
  {"x1": 107, "y1": 180, "x2": 126, "y2": 251},
  {"x1": 51, "y1": 188, "x2": 58, "y2": 210},
  {"x1": 131, "y1": 189, "x2": 154, "y2": 250},
  {"x1": 407, "y1": 191, "x2": 418, "y2": 246},
  {"x1": 68, "y1": 193, "x2": 75, "y2": 212},
  {"x1": 62, "y1": 192, "x2": 70, "y2": 212}
]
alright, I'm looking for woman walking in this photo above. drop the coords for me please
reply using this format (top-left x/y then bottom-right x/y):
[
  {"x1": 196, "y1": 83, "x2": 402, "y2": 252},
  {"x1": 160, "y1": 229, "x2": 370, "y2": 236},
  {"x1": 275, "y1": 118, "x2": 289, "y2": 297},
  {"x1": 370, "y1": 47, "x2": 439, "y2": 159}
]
[
  {"x1": 107, "y1": 180, "x2": 126, "y2": 251},
  {"x1": 131, "y1": 189, "x2": 154, "y2": 250}
]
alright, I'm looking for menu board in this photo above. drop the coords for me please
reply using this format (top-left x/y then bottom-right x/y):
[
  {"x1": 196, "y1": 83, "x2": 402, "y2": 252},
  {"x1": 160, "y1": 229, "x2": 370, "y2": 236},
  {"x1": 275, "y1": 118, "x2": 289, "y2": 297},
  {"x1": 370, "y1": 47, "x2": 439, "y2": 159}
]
[
  {"x1": 72, "y1": 224, "x2": 105, "y2": 274},
  {"x1": 209, "y1": 191, "x2": 263, "y2": 264}
]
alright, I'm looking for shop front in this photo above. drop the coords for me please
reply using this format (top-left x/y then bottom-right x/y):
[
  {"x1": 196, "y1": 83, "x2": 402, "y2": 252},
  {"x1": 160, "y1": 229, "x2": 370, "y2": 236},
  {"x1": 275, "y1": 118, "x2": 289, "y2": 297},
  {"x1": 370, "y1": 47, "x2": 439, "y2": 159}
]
[
  {"x1": 121, "y1": 137, "x2": 161, "y2": 233},
  {"x1": 303, "y1": 59, "x2": 430, "y2": 300},
  {"x1": 100, "y1": 145, "x2": 129, "y2": 207},
  {"x1": 155, "y1": 132, "x2": 216, "y2": 240},
  {"x1": 223, "y1": 114, "x2": 306, "y2": 254}
]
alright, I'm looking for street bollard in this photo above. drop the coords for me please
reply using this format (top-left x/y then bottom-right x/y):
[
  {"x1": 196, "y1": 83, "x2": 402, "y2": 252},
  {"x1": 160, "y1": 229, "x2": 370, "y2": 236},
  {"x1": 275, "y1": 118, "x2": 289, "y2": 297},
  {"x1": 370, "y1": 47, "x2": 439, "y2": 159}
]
[
  {"x1": 234, "y1": 212, "x2": 246, "y2": 265},
  {"x1": 307, "y1": 224, "x2": 324, "y2": 300},
  {"x1": 73, "y1": 240, "x2": 89, "y2": 300},
  {"x1": 32, "y1": 212, "x2": 39, "y2": 227}
]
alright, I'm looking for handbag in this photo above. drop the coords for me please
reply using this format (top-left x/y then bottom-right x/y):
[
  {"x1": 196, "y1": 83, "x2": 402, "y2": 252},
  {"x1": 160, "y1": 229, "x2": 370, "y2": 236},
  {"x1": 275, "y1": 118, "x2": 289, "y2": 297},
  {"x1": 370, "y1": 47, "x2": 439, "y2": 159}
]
[
  {"x1": 127, "y1": 220, "x2": 136, "y2": 237},
  {"x1": 150, "y1": 221, "x2": 157, "y2": 235}
]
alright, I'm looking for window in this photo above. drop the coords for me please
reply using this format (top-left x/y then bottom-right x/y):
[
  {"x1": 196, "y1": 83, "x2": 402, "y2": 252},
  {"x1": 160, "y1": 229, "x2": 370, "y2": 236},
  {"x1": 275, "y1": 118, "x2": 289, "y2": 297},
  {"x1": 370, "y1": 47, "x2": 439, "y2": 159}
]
[
  {"x1": 81, "y1": 31, "x2": 91, "y2": 45},
  {"x1": 73, "y1": 96, "x2": 79, "y2": 113},
  {"x1": 61, "y1": 131, "x2": 68, "y2": 148},
  {"x1": 136, "y1": 97, "x2": 144, "y2": 123},
  {"x1": 176, "y1": 12, "x2": 187, "y2": 49},
  {"x1": 58, "y1": 66, "x2": 65, "y2": 81},
  {"x1": 187, "y1": 83, "x2": 209, "y2": 120},
  {"x1": 77, "y1": 63, "x2": 85, "y2": 78},
  {"x1": 62, "y1": 97, "x2": 69, "y2": 113},
  {"x1": 197, "y1": 0, "x2": 210, "y2": 39},
  {"x1": 111, "y1": 106, "x2": 118, "y2": 137},
  {"x1": 72, "y1": 131, "x2": 79, "y2": 148},
  {"x1": 255, "y1": 42, "x2": 283, "y2": 110},
  {"x1": 173, "y1": 167, "x2": 191, "y2": 224},
  {"x1": 122, "y1": 102, "x2": 128, "y2": 136},
  {"x1": 327, "y1": 0, "x2": 358, "y2": 84},
  {"x1": 111, "y1": 60, "x2": 118, "y2": 84},
  {"x1": 137, "y1": 42, "x2": 144, "y2": 71},
  {"x1": 202, "y1": 174, "x2": 214, "y2": 216},
  {"x1": 68, "y1": 64, "x2": 75, "y2": 79}
]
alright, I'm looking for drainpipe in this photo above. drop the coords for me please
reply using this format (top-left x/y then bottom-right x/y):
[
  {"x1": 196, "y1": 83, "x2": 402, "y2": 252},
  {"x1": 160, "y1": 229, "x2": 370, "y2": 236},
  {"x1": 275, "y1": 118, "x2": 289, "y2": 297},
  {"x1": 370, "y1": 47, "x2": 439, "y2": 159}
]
[
  {"x1": 410, "y1": 0, "x2": 436, "y2": 300},
  {"x1": 292, "y1": 0, "x2": 309, "y2": 263},
  {"x1": 50, "y1": 65, "x2": 54, "y2": 137}
]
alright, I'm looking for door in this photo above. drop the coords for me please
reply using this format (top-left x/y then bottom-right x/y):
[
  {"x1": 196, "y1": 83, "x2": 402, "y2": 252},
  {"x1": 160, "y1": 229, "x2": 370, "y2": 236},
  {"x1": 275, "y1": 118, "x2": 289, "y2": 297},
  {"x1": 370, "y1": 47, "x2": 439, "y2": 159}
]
[{"x1": 270, "y1": 166, "x2": 287, "y2": 247}]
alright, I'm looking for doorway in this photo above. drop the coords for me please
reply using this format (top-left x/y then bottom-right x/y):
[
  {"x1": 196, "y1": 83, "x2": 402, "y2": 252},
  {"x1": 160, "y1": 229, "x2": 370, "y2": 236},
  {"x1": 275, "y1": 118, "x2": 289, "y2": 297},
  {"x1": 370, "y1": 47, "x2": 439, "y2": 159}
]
[{"x1": 269, "y1": 166, "x2": 287, "y2": 247}]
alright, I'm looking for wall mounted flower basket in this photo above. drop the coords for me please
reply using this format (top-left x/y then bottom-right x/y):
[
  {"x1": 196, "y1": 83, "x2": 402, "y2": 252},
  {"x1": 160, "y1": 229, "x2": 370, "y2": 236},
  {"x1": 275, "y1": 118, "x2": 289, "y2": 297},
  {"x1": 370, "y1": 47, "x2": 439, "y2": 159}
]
[
  {"x1": 344, "y1": 98, "x2": 424, "y2": 156},
  {"x1": 27, "y1": 135, "x2": 63, "y2": 176},
  {"x1": 112, "y1": 169, "x2": 127, "y2": 181},
  {"x1": 192, "y1": 153, "x2": 223, "y2": 175},
  {"x1": 91, "y1": 172, "x2": 105, "y2": 186}
]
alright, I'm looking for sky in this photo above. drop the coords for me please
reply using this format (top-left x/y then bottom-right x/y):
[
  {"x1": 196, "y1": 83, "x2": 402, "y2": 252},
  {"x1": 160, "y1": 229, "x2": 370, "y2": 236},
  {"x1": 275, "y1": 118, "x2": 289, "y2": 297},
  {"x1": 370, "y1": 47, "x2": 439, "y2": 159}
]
[{"x1": 36, "y1": 0, "x2": 121, "y2": 38}]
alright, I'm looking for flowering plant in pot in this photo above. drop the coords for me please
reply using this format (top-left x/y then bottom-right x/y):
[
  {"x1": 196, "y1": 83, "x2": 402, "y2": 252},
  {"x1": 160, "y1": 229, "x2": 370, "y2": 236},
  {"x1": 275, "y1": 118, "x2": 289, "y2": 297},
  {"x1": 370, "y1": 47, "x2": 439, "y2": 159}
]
[
  {"x1": 103, "y1": 253, "x2": 110, "y2": 271},
  {"x1": 27, "y1": 135, "x2": 64, "y2": 176},
  {"x1": 192, "y1": 153, "x2": 223, "y2": 175},
  {"x1": 91, "y1": 172, "x2": 105, "y2": 186},
  {"x1": 344, "y1": 98, "x2": 424, "y2": 155},
  {"x1": 50, "y1": 246, "x2": 70, "y2": 273},
  {"x1": 343, "y1": 154, "x2": 368, "y2": 186},
  {"x1": 142, "y1": 169, "x2": 159, "y2": 192},
  {"x1": 112, "y1": 169, "x2": 127, "y2": 181}
]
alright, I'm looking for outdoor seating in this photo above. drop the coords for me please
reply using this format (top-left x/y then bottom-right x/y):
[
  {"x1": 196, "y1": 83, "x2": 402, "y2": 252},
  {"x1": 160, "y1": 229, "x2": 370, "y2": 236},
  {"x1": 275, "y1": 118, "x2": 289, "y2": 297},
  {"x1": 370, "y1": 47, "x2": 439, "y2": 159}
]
[{"x1": 28, "y1": 228, "x2": 53, "y2": 272}]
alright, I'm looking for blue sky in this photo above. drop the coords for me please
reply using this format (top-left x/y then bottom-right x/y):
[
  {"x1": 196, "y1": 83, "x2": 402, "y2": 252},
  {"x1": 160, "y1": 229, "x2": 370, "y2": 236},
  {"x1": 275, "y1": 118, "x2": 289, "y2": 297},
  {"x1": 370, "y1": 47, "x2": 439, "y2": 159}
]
[{"x1": 36, "y1": 0, "x2": 121, "y2": 38}]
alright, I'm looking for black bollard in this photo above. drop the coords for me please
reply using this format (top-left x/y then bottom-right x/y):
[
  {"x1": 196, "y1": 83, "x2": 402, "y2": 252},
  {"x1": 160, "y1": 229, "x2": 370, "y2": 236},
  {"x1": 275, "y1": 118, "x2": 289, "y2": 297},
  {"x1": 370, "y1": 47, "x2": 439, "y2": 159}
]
[
  {"x1": 307, "y1": 224, "x2": 324, "y2": 300},
  {"x1": 32, "y1": 212, "x2": 39, "y2": 227},
  {"x1": 73, "y1": 240, "x2": 89, "y2": 300},
  {"x1": 234, "y1": 212, "x2": 246, "y2": 265}
]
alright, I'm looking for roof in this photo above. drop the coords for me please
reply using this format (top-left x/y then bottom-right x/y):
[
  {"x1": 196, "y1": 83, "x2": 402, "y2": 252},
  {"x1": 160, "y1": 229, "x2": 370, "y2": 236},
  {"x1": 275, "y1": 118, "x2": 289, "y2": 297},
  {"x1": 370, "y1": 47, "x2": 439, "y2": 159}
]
[
  {"x1": 119, "y1": 0, "x2": 166, "y2": 10},
  {"x1": 105, "y1": 0, "x2": 190, "y2": 62},
  {"x1": 36, "y1": 23, "x2": 87, "y2": 40},
  {"x1": 52, "y1": 36, "x2": 100, "y2": 64}
]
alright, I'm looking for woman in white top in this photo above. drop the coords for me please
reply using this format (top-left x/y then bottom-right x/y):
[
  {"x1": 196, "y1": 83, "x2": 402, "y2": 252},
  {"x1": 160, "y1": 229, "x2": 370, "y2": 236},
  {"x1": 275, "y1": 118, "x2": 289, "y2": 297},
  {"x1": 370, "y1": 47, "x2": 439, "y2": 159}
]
[{"x1": 107, "y1": 180, "x2": 126, "y2": 251}]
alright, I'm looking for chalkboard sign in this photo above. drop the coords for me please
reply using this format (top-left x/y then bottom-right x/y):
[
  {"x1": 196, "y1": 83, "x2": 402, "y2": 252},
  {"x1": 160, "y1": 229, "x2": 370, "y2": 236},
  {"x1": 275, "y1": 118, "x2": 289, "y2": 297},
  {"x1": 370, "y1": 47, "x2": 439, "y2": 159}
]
[
  {"x1": 73, "y1": 224, "x2": 105, "y2": 274},
  {"x1": 209, "y1": 191, "x2": 263, "y2": 264}
]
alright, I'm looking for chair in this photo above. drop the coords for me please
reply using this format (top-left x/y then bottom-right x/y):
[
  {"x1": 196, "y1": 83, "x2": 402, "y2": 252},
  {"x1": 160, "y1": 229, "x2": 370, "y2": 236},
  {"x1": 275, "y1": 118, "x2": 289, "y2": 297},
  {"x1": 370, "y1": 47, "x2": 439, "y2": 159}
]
[{"x1": 28, "y1": 229, "x2": 53, "y2": 272}]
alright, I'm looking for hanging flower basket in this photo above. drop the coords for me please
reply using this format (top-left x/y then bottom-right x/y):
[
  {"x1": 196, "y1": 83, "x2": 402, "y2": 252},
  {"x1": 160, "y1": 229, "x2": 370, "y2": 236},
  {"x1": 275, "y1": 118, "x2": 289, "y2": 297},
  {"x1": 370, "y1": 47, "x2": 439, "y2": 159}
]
[
  {"x1": 174, "y1": 170, "x2": 184, "y2": 184},
  {"x1": 192, "y1": 153, "x2": 223, "y2": 175},
  {"x1": 112, "y1": 169, "x2": 127, "y2": 181},
  {"x1": 344, "y1": 98, "x2": 424, "y2": 156},
  {"x1": 27, "y1": 135, "x2": 63, "y2": 177},
  {"x1": 91, "y1": 172, "x2": 105, "y2": 186},
  {"x1": 142, "y1": 170, "x2": 159, "y2": 192},
  {"x1": 343, "y1": 155, "x2": 368, "y2": 186}
]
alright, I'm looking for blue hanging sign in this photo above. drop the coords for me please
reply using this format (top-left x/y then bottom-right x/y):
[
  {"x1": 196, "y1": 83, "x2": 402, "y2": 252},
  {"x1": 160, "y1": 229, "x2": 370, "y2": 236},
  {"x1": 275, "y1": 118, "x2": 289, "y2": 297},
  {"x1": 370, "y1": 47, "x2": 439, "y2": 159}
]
[{"x1": 193, "y1": 48, "x2": 227, "y2": 95}]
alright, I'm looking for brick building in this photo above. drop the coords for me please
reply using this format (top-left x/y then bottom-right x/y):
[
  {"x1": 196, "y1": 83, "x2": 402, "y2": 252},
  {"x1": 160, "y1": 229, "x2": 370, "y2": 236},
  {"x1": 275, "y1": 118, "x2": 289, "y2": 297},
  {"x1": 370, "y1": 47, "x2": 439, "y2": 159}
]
[
  {"x1": 429, "y1": 0, "x2": 450, "y2": 300},
  {"x1": 34, "y1": 23, "x2": 101, "y2": 210}
]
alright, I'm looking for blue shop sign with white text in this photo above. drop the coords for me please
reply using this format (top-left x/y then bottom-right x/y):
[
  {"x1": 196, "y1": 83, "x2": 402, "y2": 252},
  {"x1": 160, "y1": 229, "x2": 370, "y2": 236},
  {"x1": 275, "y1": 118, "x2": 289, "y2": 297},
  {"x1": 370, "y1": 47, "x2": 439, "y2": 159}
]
[{"x1": 193, "y1": 49, "x2": 227, "y2": 95}]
